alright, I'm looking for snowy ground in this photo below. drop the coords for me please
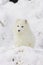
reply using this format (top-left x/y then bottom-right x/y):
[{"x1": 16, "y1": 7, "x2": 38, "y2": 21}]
[{"x1": 0, "y1": 0, "x2": 43, "y2": 65}]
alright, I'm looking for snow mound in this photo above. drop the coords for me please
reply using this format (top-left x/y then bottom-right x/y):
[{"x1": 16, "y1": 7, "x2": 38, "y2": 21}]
[{"x1": 0, "y1": 46, "x2": 43, "y2": 65}]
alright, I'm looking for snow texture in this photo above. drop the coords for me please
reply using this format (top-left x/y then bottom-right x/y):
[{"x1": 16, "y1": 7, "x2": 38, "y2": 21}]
[{"x1": 0, "y1": 0, "x2": 43, "y2": 65}]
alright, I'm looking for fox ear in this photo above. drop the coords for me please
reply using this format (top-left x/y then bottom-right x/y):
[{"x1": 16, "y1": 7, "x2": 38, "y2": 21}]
[{"x1": 25, "y1": 20, "x2": 27, "y2": 24}]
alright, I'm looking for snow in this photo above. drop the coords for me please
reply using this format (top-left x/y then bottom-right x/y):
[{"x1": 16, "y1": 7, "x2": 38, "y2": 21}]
[
  {"x1": 0, "y1": 46, "x2": 43, "y2": 65},
  {"x1": 0, "y1": 0, "x2": 43, "y2": 65}
]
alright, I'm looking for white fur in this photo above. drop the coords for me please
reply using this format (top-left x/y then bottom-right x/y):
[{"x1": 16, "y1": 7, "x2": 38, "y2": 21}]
[{"x1": 13, "y1": 19, "x2": 35, "y2": 47}]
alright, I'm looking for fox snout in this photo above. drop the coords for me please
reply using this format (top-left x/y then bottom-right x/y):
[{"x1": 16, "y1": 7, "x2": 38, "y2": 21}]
[{"x1": 18, "y1": 30, "x2": 20, "y2": 32}]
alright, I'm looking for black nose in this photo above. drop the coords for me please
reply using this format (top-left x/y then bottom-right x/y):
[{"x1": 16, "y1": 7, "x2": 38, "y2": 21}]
[
  {"x1": 10, "y1": 0, "x2": 18, "y2": 3},
  {"x1": 18, "y1": 30, "x2": 20, "y2": 32}
]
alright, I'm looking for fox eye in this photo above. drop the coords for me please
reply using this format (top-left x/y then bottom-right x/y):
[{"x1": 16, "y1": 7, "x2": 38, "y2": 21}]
[
  {"x1": 17, "y1": 25, "x2": 19, "y2": 27},
  {"x1": 21, "y1": 26, "x2": 24, "y2": 28}
]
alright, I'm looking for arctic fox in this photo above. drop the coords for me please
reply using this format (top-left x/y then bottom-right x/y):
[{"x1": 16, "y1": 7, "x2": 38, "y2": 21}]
[{"x1": 13, "y1": 19, "x2": 35, "y2": 47}]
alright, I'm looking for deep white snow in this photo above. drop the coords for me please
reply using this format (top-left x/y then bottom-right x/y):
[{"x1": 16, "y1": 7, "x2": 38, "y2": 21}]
[{"x1": 0, "y1": 0, "x2": 43, "y2": 65}]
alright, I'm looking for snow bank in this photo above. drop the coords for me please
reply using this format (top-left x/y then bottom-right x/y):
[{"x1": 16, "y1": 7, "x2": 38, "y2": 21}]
[{"x1": 0, "y1": 46, "x2": 43, "y2": 65}]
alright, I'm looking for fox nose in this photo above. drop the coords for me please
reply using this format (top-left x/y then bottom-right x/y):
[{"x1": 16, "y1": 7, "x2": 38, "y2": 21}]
[{"x1": 18, "y1": 30, "x2": 20, "y2": 32}]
